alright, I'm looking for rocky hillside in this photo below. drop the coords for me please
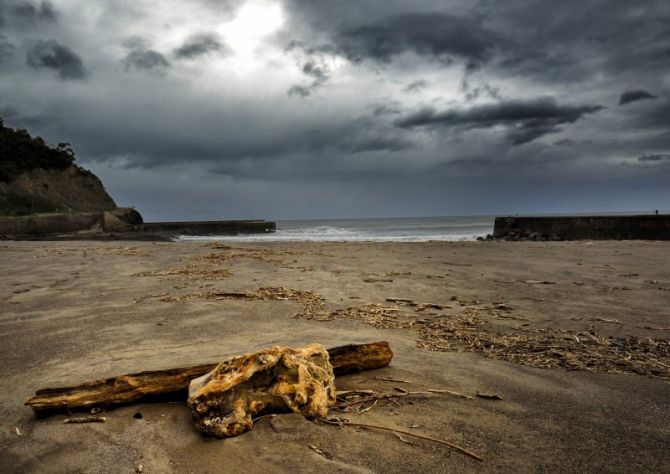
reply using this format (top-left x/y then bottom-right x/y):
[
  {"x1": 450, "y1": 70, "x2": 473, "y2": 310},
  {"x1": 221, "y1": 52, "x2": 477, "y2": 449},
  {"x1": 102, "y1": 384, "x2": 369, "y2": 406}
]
[{"x1": 0, "y1": 118, "x2": 116, "y2": 215}]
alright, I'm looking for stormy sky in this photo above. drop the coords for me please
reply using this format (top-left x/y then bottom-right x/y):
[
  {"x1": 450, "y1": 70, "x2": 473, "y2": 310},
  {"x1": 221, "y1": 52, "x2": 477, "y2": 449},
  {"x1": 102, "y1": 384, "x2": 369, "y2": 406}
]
[{"x1": 0, "y1": 0, "x2": 669, "y2": 220}]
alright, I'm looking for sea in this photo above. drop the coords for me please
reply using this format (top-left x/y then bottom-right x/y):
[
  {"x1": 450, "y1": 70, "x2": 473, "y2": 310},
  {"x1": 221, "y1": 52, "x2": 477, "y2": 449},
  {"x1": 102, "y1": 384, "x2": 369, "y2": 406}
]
[{"x1": 178, "y1": 216, "x2": 494, "y2": 242}]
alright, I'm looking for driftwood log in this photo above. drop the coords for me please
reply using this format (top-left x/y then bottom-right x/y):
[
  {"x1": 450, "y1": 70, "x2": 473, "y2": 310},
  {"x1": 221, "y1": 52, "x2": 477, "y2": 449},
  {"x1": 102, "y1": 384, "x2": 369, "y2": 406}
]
[{"x1": 25, "y1": 341, "x2": 392, "y2": 417}]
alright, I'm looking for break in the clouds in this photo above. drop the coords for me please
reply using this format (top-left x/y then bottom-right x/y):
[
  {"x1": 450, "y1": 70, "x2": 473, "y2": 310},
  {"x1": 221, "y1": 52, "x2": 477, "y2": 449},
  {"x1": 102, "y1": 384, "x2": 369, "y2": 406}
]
[{"x1": 0, "y1": 0, "x2": 669, "y2": 219}]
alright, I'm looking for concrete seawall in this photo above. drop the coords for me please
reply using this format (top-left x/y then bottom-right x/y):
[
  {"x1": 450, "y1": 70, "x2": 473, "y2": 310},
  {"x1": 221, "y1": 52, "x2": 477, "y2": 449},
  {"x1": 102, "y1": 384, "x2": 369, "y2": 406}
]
[
  {"x1": 494, "y1": 215, "x2": 670, "y2": 240},
  {"x1": 0, "y1": 212, "x2": 276, "y2": 239},
  {"x1": 0, "y1": 208, "x2": 143, "y2": 237}
]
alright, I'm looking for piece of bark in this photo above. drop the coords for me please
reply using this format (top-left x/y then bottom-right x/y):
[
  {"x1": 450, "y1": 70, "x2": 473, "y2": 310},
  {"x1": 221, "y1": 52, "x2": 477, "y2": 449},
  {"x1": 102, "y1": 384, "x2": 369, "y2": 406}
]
[
  {"x1": 25, "y1": 341, "x2": 393, "y2": 417},
  {"x1": 188, "y1": 343, "x2": 336, "y2": 437}
]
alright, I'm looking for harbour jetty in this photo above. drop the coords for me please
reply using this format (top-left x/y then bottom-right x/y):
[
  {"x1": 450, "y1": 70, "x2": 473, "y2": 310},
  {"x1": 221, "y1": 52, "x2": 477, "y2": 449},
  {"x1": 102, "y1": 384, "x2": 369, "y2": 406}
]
[
  {"x1": 494, "y1": 214, "x2": 670, "y2": 241},
  {"x1": 143, "y1": 219, "x2": 276, "y2": 236},
  {"x1": 0, "y1": 210, "x2": 275, "y2": 240}
]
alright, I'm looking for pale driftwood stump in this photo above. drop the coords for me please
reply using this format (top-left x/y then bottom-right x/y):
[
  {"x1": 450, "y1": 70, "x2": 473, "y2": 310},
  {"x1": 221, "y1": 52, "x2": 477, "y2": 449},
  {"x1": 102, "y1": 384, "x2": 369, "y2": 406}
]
[{"x1": 188, "y1": 343, "x2": 336, "y2": 437}]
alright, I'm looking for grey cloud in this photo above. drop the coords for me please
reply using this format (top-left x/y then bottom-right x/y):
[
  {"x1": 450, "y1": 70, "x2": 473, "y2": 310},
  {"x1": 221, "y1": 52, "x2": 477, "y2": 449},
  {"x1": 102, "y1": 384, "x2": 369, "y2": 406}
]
[
  {"x1": 174, "y1": 34, "x2": 226, "y2": 59},
  {"x1": 301, "y1": 116, "x2": 414, "y2": 154},
  {"x1": 0, "y1": 35, "x2": 14, "y2": 62},
  {"x1": 395, "y1": 98, "x2": 604, "y2": 145},
  {"x1": 334, "y1": 12, "x2": 499, "y2": 68},
  {"x1": 619, "y1": 90, "x2": 657, "y2": 106},
  {"x1": 122, "y1": 36, "x2": 149, "y2": 50},
  {"x1": 3, "y1": 0, "x2": 670, "y2": 219},
  {"x1": 460, "y1": 76, "x2": 500, "y2": 102},
  {"x1": 403, "y1": 79, "x2": 428, "y2": 93},
  {"x1": 123, "y1": 48, "x2": 169, "y2": 72},
  {"x1": 288, "y1": 60, "x2": 330, "y2": 97},
  {"x1": 372, "y1": 102, "x2": 402, "y2": 116},
  {"x1": 26, "y1": 40, "x2": 86, "y2": 80},
  {"x1": 9, "y1": 0, "x2": 56, "y2": 22},
  {"x1": 638, "y1": 153, "x2": 670, "y2": 163}
]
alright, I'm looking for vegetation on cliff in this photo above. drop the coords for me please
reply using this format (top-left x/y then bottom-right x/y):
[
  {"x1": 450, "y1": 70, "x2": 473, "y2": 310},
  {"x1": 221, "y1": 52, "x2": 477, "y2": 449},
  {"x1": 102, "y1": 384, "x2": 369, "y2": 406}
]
[{"x1": 0, "y1": 117, "x2": 116, "y2": 215}]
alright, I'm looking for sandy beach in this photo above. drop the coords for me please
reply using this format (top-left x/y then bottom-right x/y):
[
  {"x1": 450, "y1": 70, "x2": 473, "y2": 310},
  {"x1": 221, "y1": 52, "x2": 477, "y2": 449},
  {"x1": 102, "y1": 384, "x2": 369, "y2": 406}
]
[{"x1": 1, "y1": 240, "x2": 669, "y2": 473}]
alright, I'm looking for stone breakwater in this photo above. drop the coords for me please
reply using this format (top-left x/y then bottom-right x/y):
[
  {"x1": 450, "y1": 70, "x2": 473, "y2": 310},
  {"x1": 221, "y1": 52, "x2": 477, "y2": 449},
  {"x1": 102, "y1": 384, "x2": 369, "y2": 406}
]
[
  {"x1": 493, "y1": 214, "x2": 670, "y2": 241},
  {"x1": 0, "y1": 210, "x2": 275, "y2": 240}
]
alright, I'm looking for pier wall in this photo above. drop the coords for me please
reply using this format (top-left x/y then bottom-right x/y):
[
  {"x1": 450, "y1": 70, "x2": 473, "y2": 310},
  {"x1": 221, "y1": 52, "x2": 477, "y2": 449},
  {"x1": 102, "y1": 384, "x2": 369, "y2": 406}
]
[
  {"x1": 0, "y1": 208, "x2": 142, "y2": 237},
  {"x1": 493, "y1": 215, "x2": 670, "y2": 240}
]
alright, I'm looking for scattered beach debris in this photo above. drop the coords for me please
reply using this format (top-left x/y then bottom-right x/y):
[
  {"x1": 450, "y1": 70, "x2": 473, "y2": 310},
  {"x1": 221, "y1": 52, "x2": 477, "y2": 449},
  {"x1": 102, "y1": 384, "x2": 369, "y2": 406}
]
[
  {"x1": 63, "y1": 415, "x2": 106, "y2": 424},
  {"x1": 365, "y1": 271, "x2": 413, "y2": 277},
  {"x1": 521, "y1": 280, "x2": 556, "y2": 285},
  {"x1": 589, "y1": 317, "x2": 624, "y2": 324},
  {"x1": 305, "y1": 304, "x2": 670, "y2": 378},
  {"x1": 188, "y1": 344, "x2": 336, "y2": 438},
  {"x1": 476, "y1": 392, "x2": 504, "y2": 400},
  {"x1": 10, "y1": 426, "x2": 21, "y2": 436},
  {"x1": 427, "y1": 389, "x2": 473, "y2": 400},
  {"x1": 155, "y1": 287, "x2": 326, "y2": 318},
  {"x1": 308, "y1": 444, "x2": 332, "y2": 459},
  {"x1": 133, "y1": 266, "x2": 232, "y2": 280},
  {"x1": 146, "y1": 285, "x2": 670, "y2": 379},
  {"x1": 393, "y1": 431, "x2": 416, "y2": 445},
  {"x1": 135, "y1": 463, "x2": 143, "y2": 473},
  {"x1": 386, "y1": 298, "x2": 444, "y2": 310},
  {"x1": 358, "y1": 376, "x2": 412, "y2": 384},
  {"x1": 363, "y1": 278, "x2": 394, "y2": 283}
]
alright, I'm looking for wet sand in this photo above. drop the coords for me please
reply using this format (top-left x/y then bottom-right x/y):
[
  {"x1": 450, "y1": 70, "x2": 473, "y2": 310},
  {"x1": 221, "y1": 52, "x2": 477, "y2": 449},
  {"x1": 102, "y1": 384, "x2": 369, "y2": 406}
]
[{"x1": 1, "y1": 240, "x2": 669, "y2": 473}]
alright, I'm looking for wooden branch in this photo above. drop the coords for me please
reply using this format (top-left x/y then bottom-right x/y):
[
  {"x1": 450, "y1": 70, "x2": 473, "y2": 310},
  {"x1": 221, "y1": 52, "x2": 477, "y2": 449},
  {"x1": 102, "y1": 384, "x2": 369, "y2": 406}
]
[
  {"x1": 324, "y1": 419, "x2": 483, "y2": 461},
  {"x1": 25, "y1": 341, "x2": 393, "y2": 417}
]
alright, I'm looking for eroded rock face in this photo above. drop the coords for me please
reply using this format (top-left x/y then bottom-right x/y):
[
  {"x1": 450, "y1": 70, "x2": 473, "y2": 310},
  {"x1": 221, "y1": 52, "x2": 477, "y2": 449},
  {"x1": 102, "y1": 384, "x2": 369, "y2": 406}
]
[{"x1": 187, "y1": 343, "x2": 336, "y2": 438}]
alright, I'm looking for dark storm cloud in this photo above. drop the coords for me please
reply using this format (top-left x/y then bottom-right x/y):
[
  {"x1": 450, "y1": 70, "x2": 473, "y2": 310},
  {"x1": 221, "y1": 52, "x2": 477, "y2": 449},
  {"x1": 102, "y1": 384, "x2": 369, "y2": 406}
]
[
  {"x1": 333, "y1": 12, "x2": 498, "y2": 68},
  {"x1": 638, "y1": 154, "x2": 670, "y2": 163},
  {"x1": 301, "y1": 116, "x2": 414, "y2": 154},
  {"x1": 3, "y1": 0, "x2": 670, "y2": 219},
  {"x1": 619, "y1": 90, "x2": 658, "y2": 106},
  {"x1": 173, "y1": 34, "x2": 227, "y2": 59},
  {"x1": 403, "y1": 79, "x2": 428, "y2": 93},
  {"x1": 123, "y1": 48, "x2": 169, "y2": 72},
  {"x1": 11, "y1": 0, "x2": 55, "y2": 22},
  {"x1": 395, "y1": 98, "x2": 604, "y2": 145},
  {"x1": 0, "y1": 35, "x2": 14, "y2": 62},
  {"x1": 26, "y1": 40, "x2": 86, "y2": 80}
]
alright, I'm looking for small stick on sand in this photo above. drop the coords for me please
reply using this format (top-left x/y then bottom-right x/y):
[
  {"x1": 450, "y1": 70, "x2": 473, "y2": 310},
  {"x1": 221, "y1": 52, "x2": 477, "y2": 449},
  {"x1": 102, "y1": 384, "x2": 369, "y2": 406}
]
[
  {"x1": 63, "y1": 415, "x2": 106, "y2": 424},
  {"x1": 427, "y1": 389, "x2": 473, "y2": 400},
  {"x1": 324, "y1": 419, "x2": 482, "y2": 461},
  {"x1": 358, "y1": 376, "x2": 411, "y2": 384}
]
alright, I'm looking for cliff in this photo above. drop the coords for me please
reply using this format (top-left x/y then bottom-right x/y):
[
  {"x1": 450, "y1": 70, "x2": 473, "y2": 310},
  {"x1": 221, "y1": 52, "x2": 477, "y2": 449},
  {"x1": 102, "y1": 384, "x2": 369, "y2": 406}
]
[{"x1": 0, "y1": 118, "x2": 116, "y2": 215}]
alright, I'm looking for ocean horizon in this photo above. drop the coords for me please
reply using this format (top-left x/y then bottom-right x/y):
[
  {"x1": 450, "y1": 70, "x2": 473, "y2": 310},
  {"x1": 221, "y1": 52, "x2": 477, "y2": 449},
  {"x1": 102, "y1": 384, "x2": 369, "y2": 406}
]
[{"x1": 178, "y1": 215, "x2": 495, "y2": 242}]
